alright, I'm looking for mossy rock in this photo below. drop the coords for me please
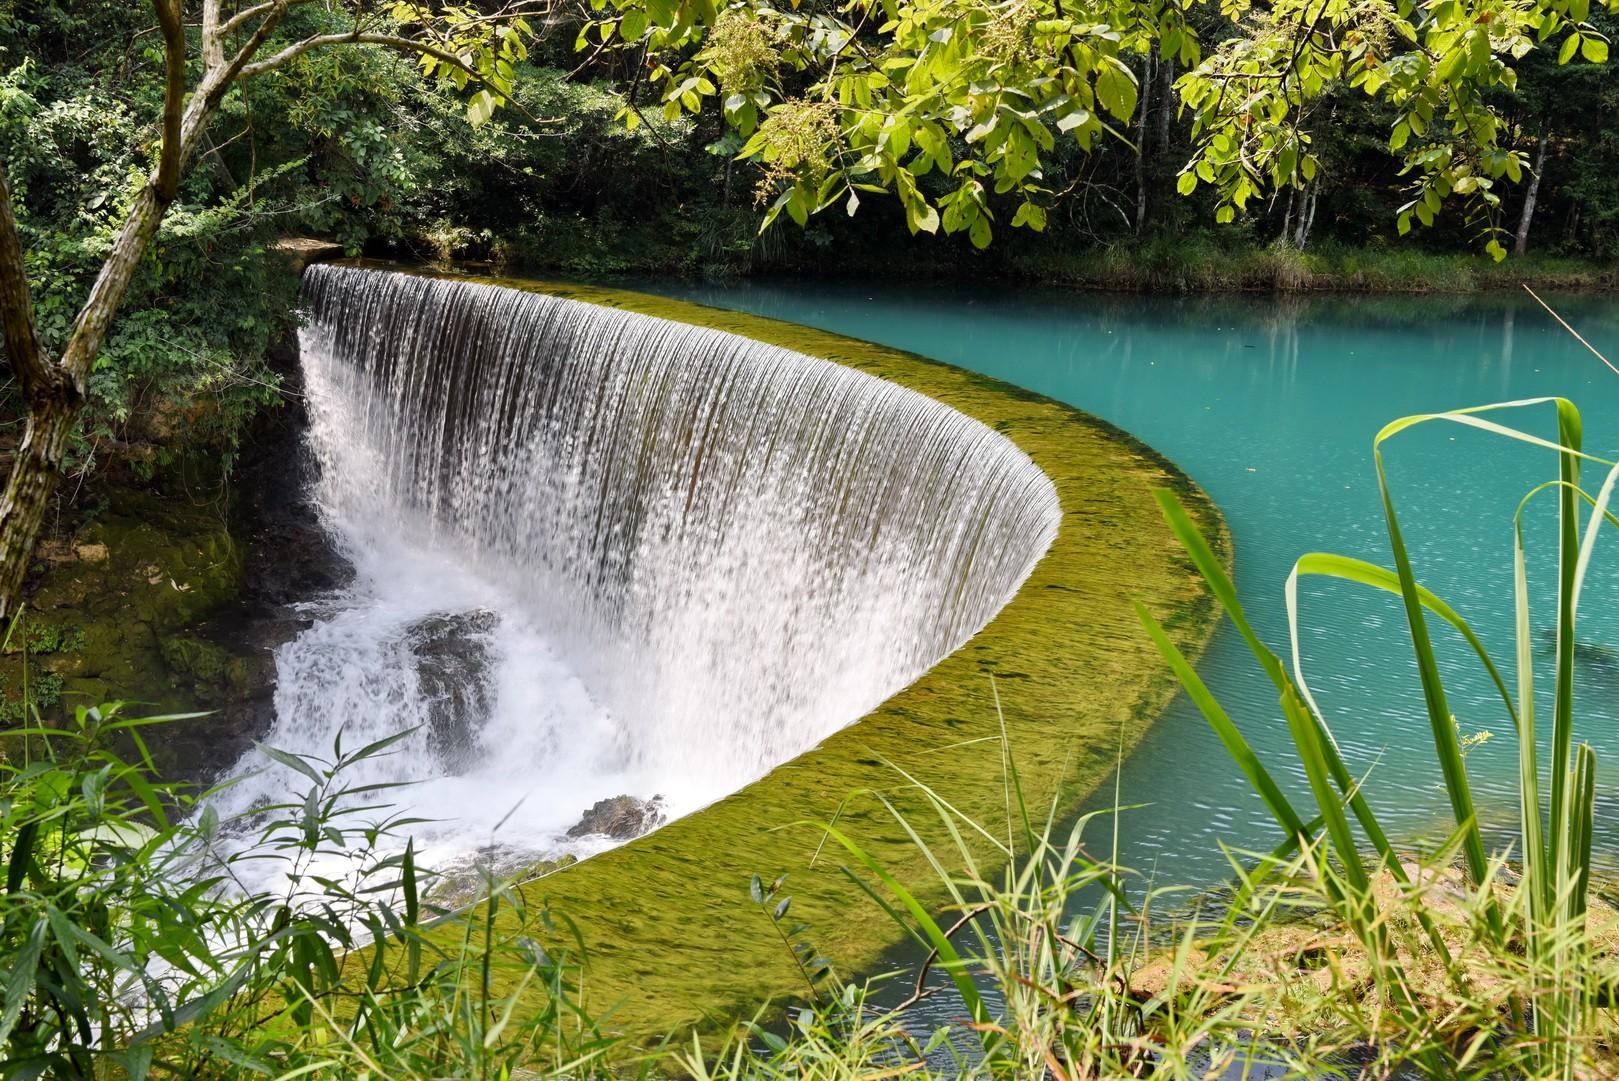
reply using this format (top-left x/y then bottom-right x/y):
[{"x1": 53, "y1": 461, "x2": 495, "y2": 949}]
[
  {"x1": 393, "y1": 272, "x2": 1232, "y2": 1044},
  {"x1": 159, "y1": 634, "x2": 260, "y2": 695},
  {"x1": 6, "y1": 480, "x2": 256, "y2": 752}
]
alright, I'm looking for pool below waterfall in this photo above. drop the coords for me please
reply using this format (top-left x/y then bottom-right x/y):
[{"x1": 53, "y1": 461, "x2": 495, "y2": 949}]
[{"x1": 628, "y1": 279, "x2": 1619, "y2": 887}]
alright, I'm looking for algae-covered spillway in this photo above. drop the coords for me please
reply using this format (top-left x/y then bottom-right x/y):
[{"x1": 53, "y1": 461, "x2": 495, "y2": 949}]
[{"x1": 270, "y1": 265, "x2": 1227, "y2": 1037}]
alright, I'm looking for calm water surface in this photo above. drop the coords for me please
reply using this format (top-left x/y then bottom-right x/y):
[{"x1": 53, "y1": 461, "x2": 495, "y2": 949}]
[{"x1": 630, "y1": 279, "x2": 1619, "y2": 889}]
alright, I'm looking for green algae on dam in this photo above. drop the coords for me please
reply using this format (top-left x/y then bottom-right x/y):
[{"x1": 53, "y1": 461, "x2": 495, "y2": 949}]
[{"x1": 441, "y1": 276, "x2": 1233, "y2": 1039}]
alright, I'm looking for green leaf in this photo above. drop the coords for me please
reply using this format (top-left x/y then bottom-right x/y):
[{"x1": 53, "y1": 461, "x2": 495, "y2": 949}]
[
  {"x1": 1055, "y1": 108, "x2": 1091, "y2": 134},
  {"x1": 402, "y1": 839, "x2": 419, "y2": 927},
  {"x1": 256, "y1": 743, "x2": 323, "y2": 785},
  {"x1": 1582, "y1": 36, "x2": 1609, "y2": 63},
  {"x1": 466, "y1": 89, "x2": 498, "y2": 127},
  {"x1": 1094, "y1": 60, "x2": 1138, "y2": 122},
  {"x1": 1281, "y1": 686, "x2": 1367, "y2": 891},
  {"x1": 0, "y1": 918, "x2": 45, "y2": 1046},
  {"x1": 968, "y1": 213, "x2": 992, "y2": 248},
  {"x1": 1137, "y1": 604, "x2": 1308, "y2": 841},
  {"x1": 1560, "y1": 32, "x2": 1581, "y2": 64},
  {"x1": 1176, "y1": 171, "x2": 1198, "y2": 195},
  {"x1": 348, "y1": 726, "x2": 420, "y2": 764}
]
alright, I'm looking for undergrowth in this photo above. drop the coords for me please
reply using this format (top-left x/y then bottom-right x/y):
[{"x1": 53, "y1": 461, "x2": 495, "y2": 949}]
[{"x1": 7, "y1": 393, "x2": 1619, "y2": 1079}]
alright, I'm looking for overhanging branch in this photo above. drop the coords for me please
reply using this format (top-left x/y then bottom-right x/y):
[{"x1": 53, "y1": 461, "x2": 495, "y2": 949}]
[
  {"x1": 236, "y1": 30, "x2": 549, "y2": 127},
  {"x1": 152, "y1": 0, "x2": 187, "y2": 200}
]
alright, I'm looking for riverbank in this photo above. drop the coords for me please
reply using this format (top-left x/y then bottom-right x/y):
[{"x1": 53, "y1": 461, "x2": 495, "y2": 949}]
[
  {"x1": 456, "y1": 222, "x2": 1619, "y2": 296},
  {"x1": 1006, "y1": 239, "x2": 1619, "y2": 294},
  {"x1": 0, "y1": 332, "x2": 349, "y2": 779}
]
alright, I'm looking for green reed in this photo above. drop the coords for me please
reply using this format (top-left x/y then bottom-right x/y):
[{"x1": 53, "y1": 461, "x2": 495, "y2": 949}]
[{"x1": 1141, "y1": 396, "x2": 1617, "y2": 1078}]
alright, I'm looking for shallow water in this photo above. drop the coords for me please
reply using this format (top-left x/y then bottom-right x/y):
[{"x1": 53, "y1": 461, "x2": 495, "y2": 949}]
[{"x1": 627, "y1": 279, "x2": 1619, "y2": 888}]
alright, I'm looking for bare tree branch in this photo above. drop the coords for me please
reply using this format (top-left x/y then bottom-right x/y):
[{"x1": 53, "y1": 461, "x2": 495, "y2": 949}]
[
  {"x1": 179, "y1": 0, "x2": 295, "y2": 153},
  {"x1": 202, "y1": 0, "x2": 226, "y2": 72},
  {"x1": 239, "y1": 30, "x2": 482, "y2": 81},
  {"x1": 218, "y1": 0, "x2": 300, "y2": 37},
  {"x1": 152, "y1": 0, "x2": 187, "y2": 200}
]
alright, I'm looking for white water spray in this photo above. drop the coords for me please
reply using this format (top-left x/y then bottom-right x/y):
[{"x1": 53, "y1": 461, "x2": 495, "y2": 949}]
[{"x1": 208, "y1": 266, "x2": 1060, "y2": 883}]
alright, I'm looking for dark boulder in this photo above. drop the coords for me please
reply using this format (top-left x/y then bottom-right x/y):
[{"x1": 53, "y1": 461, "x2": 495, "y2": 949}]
[
  {"x1": 566, "y1": 795, "x2": 666, "y2": 840},
  {"x1": 404, "y1": 609, "x2": 500, "y2": 769}
]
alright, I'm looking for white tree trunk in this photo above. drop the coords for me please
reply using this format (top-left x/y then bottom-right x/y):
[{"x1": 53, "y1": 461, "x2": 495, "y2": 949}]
[
  {"x1": 1515, "y1": 131, "x2": 1550, "y2": 257},
  {"x1": 1295, "y1": 187, "x2": 1318, "y2": 250},
  {"x1": 1134, "y1": 54, "x2": 1155, "y2": 234}
]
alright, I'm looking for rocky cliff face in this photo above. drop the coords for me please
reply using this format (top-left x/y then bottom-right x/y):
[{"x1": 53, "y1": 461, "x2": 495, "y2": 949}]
[{"x1": 5, "y1": 330, "x2": 351, "y2": 781}]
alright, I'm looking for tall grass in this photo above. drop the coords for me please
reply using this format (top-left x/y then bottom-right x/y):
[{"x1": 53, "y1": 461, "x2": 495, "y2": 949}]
[
  {"x1": 0, "y1": 705, "x2": 632, "y2": 1081},
  {"x1": 9, "y1": 399, "x2": 1619, "y2": 1077},
  {"x1": 1140, "y1": 395, "x2": 1618, "y2": 1078}
]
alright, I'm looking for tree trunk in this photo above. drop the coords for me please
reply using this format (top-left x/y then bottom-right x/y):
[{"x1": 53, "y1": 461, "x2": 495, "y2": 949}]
[
  {"x1": 0, "y1": 2, "x2": 520, "y2": 619},
  {"x1": 1134, "y1": 54, "x2": 1155, "y2": 234},
  {"x1": 1515, "y1": 131, "x2": 1549, "y2": 257},
  {"x1": 0, "y1": 181, "x2": 172, "y2": 619},
  {"x1": 1295, "y1": 186, "x2": 1318, "y2": 249},
  {"x1": 1156, "y1": 57, "x2": 1174, "y2": 148},
  {"x1": 60, "y1": 185, "x2": 173, "y2": 378},
  {"x1": 0, "y1": 397, "x2": 79, "y2": 615}
]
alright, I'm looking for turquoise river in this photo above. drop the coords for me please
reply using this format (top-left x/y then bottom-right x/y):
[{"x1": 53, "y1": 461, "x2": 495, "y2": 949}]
[{"x1": 631, "y1": 280, "x2": 1619, "y2": 889}]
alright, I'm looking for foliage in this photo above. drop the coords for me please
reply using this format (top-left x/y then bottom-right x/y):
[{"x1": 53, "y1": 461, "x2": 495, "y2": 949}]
[
  {"x1": 0, "y1": 704, "x2": 631, "y2": 1081},
  {"x1": 7, "y1": 612, "x2": 1619, "y2": 1080},
  {"x1": 682, "y1": 699, "x2": 1619, "y2": 1078},
  {"x1": 1140, "y1": 393, "x2": 1619, "y2": 1077},
  {"x1": 0, "y1": 55, "x2": 293, "y2": 468},
  {"x1": 586, "y1": 0, "x2": 1619, "y2": 255},
  {"x1": 6, "y1": 0, "x2": 1619, "y2": 504}
]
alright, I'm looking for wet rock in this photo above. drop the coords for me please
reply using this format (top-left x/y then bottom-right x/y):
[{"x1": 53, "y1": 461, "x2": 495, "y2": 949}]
[
  {"x1": 427, "y1": 848, "x2": 578, "y2": 909},
  {"x1": 234, "y1": 333, "x2": 354, "y2": 613},
  {"x1": 160, "y1": 634, "x2": 261, "y2": 694},
  {"x1": 566, "y1": 795, "x2": 666, "y2": 840},
  {"x1": 404, "y1": 609, "x2": 500, "y2": 770},
  {"x1": 271, "y1": 237, "x2": 344, "y2": 276}
]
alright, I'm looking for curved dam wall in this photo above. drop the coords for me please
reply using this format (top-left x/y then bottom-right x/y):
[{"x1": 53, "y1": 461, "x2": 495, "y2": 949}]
[
  {"x1": 287, "y1": 265, "x2": 1060, "y2": 847},
  {"x1": 400, "y1": 279, "x2": 1230, "y2": 1040}
]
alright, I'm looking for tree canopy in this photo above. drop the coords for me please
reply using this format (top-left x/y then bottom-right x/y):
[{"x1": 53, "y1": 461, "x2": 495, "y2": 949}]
[
  {"x1": 587, "y1": 0, "x2": 1618, "y2": 253},
  {"x1": 2, "y1": 0, "x2": 1618, "y2": 616}
]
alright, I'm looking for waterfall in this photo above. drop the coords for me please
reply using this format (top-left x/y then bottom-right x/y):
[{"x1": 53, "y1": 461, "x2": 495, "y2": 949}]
[{"x1": 210, "y1": 265, "x2": 1060, "y2": 879}]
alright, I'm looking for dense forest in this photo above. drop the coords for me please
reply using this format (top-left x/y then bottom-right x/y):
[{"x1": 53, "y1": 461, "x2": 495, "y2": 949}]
[{"x1": 4, "y1": 0, "x2": 1617, "y2": 485}]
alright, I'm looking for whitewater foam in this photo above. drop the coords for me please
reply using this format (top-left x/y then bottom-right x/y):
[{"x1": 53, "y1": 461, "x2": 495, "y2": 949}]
[{"x1": 202, "y1": 267, "x2": 1061, "y2": 888}]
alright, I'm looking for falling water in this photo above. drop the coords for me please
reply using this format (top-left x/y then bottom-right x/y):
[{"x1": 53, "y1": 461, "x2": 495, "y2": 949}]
[{"x1": 210, "y1": 265, "x2": 1060, "y2": 881}]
